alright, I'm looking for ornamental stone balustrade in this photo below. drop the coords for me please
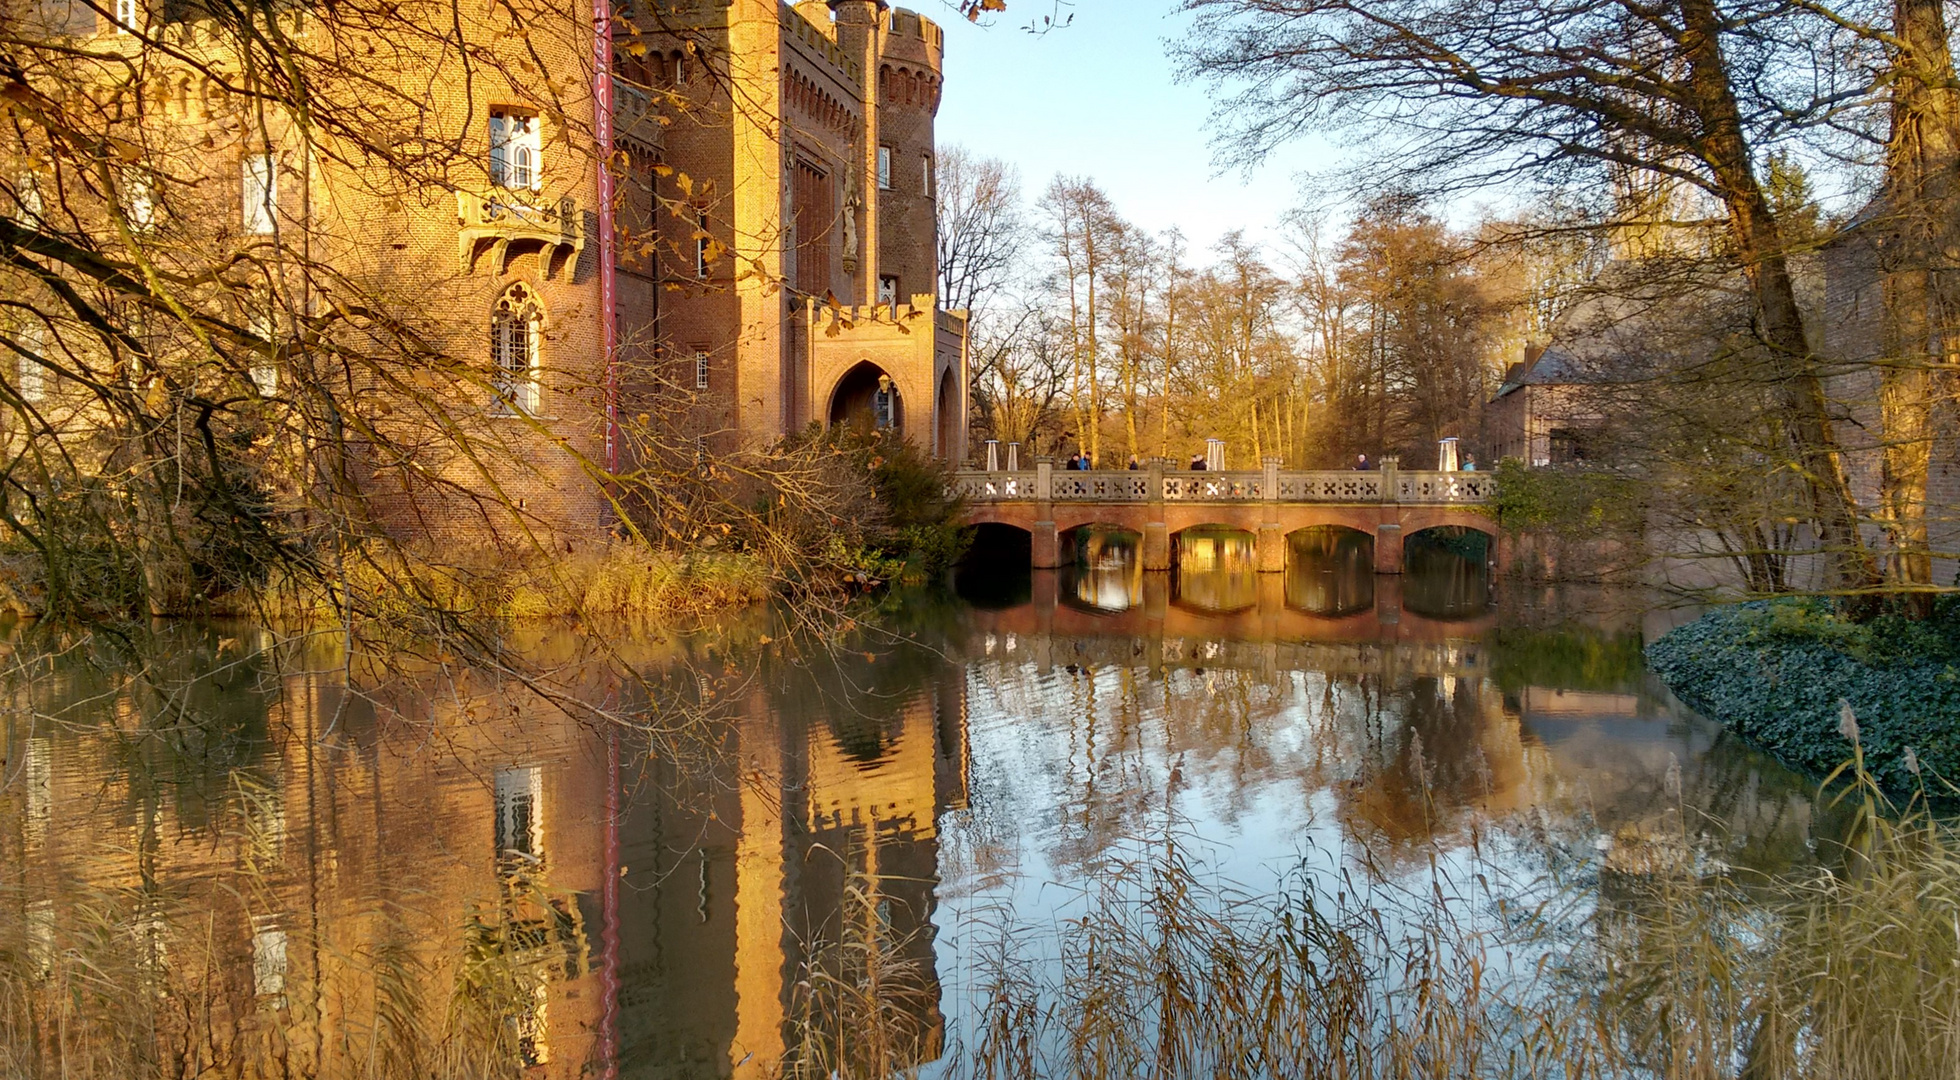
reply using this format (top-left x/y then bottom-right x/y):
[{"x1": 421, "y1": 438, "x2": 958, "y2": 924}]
[
  {"x1": 955, "y1": 457, "x2": 1500, "y2": 574},
  {"x1": 456, "y1": 191, "x2": 585, "y2": 276}
]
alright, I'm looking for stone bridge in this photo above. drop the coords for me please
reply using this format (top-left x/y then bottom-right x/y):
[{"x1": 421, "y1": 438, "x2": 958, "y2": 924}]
[{"x1": 955, "y1": 458, "x2": 1498, "y2": 574}]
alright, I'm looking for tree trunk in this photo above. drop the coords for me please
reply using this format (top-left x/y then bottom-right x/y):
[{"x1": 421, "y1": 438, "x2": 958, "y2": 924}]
[
  {"x1": 1680, "y1": 0, "x2": 1882, "y2": 605},
  {"x1": 1875, "y1": 0, "x2": 1960, "y2": 618}
]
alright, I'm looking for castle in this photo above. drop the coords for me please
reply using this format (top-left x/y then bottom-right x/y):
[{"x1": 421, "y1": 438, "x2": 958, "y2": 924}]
[{"x1": 3, "y1": 0, "x2": 968, "y2": 547}]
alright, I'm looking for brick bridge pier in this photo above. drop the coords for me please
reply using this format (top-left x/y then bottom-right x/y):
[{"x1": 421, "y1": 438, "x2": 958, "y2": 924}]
[{"x1": 955, "y1": 457, "x2": 1499, "y2": 574}]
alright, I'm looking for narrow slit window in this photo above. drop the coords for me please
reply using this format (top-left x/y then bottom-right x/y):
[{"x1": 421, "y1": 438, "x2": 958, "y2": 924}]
[
  {"x1": 876, "y1": 145, "x2": 892, "y2": 190},
  {"x1": 695, "y1": 212, "x2": 712, "y2": 278},
  {"x1": 922, "y1": 153, "x2": 932, "y2": 196},
  {"x1": 693, "y1": 349, "x2": 709, "y2": 390}
]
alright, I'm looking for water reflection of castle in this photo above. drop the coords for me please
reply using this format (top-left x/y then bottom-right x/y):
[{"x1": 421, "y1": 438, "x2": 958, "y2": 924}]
[{"x1": 0, "y1": 627, "x2": 970, "y2": 1079}]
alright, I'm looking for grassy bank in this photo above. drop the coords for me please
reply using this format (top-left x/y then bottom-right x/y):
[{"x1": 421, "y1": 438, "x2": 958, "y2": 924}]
[{"x1": 1646, "y1": 598, "x2": 1960, "y2": 790}]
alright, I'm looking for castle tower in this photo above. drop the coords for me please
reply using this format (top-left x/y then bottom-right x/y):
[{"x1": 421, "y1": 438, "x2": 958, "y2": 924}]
[{"x1": 872, "y1": 7, "x2": 943, "y2": 305}]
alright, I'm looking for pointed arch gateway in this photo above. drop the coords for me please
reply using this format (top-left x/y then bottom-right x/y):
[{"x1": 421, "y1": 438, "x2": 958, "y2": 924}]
[
  {"x1": 828, "y1": 360, "x2": 902, "y2": 434},
  {"x1": 935, "y1": 366, "x2": 957, "y2": 460}
]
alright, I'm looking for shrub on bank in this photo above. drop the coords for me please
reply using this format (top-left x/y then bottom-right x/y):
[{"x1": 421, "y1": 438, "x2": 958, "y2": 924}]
[{"x1": 1646, "y1": 598, "x2": 1960, "y2": 789}]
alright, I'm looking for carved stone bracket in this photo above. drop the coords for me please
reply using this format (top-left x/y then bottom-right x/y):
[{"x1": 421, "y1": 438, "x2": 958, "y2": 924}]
[{"x1": 456, "y1": 192, "x2": 584, "y2": 276}]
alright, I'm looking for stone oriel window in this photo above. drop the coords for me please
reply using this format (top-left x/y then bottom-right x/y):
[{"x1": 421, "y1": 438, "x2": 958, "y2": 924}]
[
  {"x1": 241, "y1": 154, "x2": 276, "y2": 234},
  {"x1": 491, "y1": 282, "x2": 541, "y2": 414},
  {"x1": 489, "y1": 110, "x2": 541, "y2": 192}
]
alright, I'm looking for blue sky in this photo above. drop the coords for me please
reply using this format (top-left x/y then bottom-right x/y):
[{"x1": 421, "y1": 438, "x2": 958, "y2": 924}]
[{"x1": 930, "y1": 0, "x2": 1343, "y2": 255}]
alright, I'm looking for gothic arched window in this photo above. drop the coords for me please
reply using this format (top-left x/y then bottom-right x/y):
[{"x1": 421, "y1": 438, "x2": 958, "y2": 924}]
[{"x1": 491, "y1": 283, "x2": 541, "y2": 414}]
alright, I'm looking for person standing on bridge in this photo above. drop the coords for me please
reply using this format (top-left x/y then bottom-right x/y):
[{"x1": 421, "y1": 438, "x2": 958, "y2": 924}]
[
  {"x1": 1127, "y1": 455, "x2": 1140, "y2": 470},
  {"x1": 1065, "y1": 452, "x2": 1083, "y2": 471},
  {"x1": 1189, "y1": 451, "x2": 1208, "y2": 471},
  {"x1": 1355, "y1": 453, "x2": 1370, "y2": 471}
]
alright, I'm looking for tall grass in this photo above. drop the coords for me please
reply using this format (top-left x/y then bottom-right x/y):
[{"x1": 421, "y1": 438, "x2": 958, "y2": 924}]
[{"x1": 924, "y1": 710, "x2": 1960, "y2": 1079}]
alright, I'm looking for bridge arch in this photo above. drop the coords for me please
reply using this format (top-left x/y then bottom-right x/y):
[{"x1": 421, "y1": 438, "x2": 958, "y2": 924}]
[
  {"x1": 1403, "y1": 525, "x2": 1494, "y2": 619},
  {"x1": 965, "y1": 521, "x2": 1032, "y2": 561},
  {"x1": 1285, "y1": 525, "x2": 1375, "y2": 616}
]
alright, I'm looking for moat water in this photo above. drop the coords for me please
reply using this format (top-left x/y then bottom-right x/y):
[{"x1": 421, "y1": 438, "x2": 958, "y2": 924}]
[{"x1": 0, "y1": 535, "x2": 1826, "y2": 1077}]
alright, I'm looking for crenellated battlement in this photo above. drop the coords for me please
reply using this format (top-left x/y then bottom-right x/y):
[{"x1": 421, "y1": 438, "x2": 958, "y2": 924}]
[{"x1": 880, "y1": 7, "x2": 943, "y2": 74}]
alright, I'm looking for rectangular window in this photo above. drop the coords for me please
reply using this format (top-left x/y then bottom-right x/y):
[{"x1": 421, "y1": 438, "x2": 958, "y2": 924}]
[
  {"x1": 878, "y1": 275, "x2": 898, "y2": 306},
  {"x1": 251, "y1": 916, "x2": 288, "y2": 1002},
  {"x1": 241, "y1": 155, "x2": 276, "y2": 234},
  {"x1": 695, "y1": 435, "x2": 707, "y2": 467},
  {"x1": 494, "y1": 766, "x2": 543, "y2": 865},
  {"x1": 876, "y1": 146, "x2": 892, "y2": 190},
  {"x1": 17, "y1": 323, "x2": 46, "y2": 404},
  {"x1": 489, "y1": 111, "x2": 541, "y2": 191},
  {"x1": 693, "y1": 349, "x2": 709, "y2": 390},
  {"x1": 247, "y1": 306, "x2": 277, "y2": 396},
  {"x1": 492, "y1": 314, "x2": 537, "y2": 414},
  {"x1": 695, "y1": 212, "x2": 711, "y2": 278},
  {"x1": 125, "y1": 174, "x2": 156, "y2": 231},
  {"x1": 16, "y1": 174, "x2": 42, "y2": 222},
  {"x1": 922, "y1": 153, "x2": 933, "y2": 196},
  {"x1": 114, "y1": 0, "x2": 135, "y2": 31}
]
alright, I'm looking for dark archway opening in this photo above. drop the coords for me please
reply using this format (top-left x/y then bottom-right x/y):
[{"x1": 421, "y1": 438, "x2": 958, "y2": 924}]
[
  {"x1": 1285, "y1": 526, "x2": 1375, "y2": 616},
  {"x1": 953, "y1": 523, "x2": 1032, "y2": 608},
  {"x1": 1404, "y1": 526, "x2": 1493, "y2": 619},
  {"x1": 830, "y1": 360, "x2": 903, "y2": 434},
  {"x1": 935, "y1": 367, "x2": 957, "y2": 462}
]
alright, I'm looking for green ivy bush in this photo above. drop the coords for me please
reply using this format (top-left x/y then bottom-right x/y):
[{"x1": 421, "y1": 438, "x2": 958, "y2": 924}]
[
  {"x1": 1491, "y1": 458, "x2": 1643, "y2": 535},
  {"x1": 1646, "y1": 597, "x2": 1960, "y2": 790}
]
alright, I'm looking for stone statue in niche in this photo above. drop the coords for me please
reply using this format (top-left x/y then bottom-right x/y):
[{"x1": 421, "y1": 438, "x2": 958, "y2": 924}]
[{"x1": 840, "y1": 152, "x2": 860, "y2": 272}]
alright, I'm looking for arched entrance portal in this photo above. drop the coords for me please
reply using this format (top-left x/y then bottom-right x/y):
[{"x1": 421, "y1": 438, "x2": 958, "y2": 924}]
[
  {"x1": 829, "y1": 361, "x2": 902, "y2": 434},
  {"x1": 935, "y1": 367, "x2": 957, "y2": 461}
]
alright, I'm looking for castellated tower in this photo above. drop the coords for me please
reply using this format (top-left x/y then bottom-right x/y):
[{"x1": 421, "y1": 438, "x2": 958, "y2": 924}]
[
  {"x1": 871, "y1": 6, "x2": 943, "y2": 306},
  {"x1": 631, "y1": 0, "x2": 969, "y2": 465}
]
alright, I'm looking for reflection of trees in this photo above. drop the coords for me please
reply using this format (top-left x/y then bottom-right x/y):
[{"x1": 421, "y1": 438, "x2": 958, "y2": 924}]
[
  {"x1": 1061, "y1": 530, "x2": 1143, "y2": 613},
  {"x1": 1173, "y1": 530, "x2": 1259, "y2": 613},
  {"x1": 1402, "y1": 542, "x2": 1491, "y2": 619},
  {"x1": 1285, "y1": 527, "x2": 1375, "y2": 616}
]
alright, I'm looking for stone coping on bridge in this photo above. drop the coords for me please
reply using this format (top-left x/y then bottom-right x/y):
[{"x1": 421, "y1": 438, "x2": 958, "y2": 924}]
[
  {"x1": 954, "y1": 460, "x2": 1499, "y2": 574},
  {"x1": 951, "y1": 464, "x2": 1492, "y2": 505}
]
